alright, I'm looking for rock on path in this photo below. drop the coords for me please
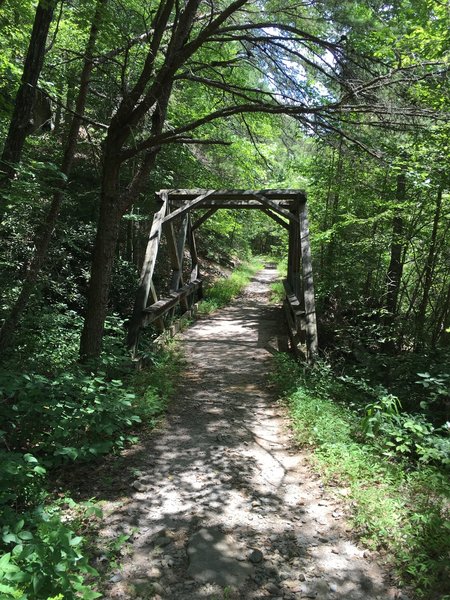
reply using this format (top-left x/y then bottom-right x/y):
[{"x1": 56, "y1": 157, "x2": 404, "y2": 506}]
[{"x1": 100, "y1": 268, "x2": 405, "y2": 600}]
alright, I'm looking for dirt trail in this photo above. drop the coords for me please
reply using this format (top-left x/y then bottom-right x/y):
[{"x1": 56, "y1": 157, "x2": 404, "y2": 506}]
[{"x1": 100, "y1": 268, "x2": 406, "y2": 600}]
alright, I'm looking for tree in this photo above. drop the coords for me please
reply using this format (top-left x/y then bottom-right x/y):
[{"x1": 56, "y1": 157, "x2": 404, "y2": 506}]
[
  {"x1": 0, "y1": 0, "x2": 57, "y2": 205},
  {"x1": 79, "y1": 0, "x2": 443, "y2": 360},
  {"x1": 0, "y1": 0, "x2": 107, "y2": 352}
]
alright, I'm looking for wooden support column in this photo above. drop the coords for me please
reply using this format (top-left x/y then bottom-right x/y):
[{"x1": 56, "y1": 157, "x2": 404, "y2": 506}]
[
  {"x1": 287, "y1": 200, "x2": 302, "y2": 300},
  {"x1": 187, "y1": 213, "x2": 202, "y2": 303},
  {"x1": 299, "y1": 201, "x2": 319, "y2": 361},
  {"x1": 127, "y1": 192, "x2": 168, "y2": 353}
]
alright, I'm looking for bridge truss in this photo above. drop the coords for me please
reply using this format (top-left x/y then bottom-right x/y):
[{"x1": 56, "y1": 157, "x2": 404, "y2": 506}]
[{"x1": 127, "y1": 189, "x2": 318, "y2": 362}]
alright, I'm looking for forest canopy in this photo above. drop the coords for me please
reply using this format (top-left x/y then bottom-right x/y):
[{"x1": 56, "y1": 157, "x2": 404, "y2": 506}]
[{"x1": 0, "y1": 0, "x2": 449, "y2": 598}]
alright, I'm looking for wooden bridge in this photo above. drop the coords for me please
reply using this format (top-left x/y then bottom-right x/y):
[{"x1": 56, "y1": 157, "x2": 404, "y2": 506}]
[{"x1": 127, "y1": 189, "x2": 318, "y2": 362}]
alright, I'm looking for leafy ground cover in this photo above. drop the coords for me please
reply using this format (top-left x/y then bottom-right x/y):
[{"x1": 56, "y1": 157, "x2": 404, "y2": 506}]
[
  {"x1": 0, "y1": 315, "x2": 183, "y2": 600},
  {"x1": 273, "y1": 354, "x2": 450, "y2": 599},
  {"x1": 0, "y1": 258, "x2": 260, "y2": 599}
]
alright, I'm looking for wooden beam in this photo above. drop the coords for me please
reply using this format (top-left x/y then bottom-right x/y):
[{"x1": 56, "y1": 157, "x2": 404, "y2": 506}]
[
  {"x1": 287, "y1": 202, "x2": 302, "y2": 299},
  {"x1": 162, "y1": 188, "x2": 307, "y2": 202},
  {"x1": 299, "y1": 202, "x2": 319, "y2": 361},
  {"x1": 164, "y1": 215, "x2": 188, "y2": 290},
  {"x1": 163, "y1": 190, "x2": 216, "y2": 224},
  {"x1": 188, "y1": 213, "x2": 199, "y2": 284},
  {"x1": 192, "y1": 207, "x2": 218, "y2": 231},
  {"x1": 127, "y1": 193, "x2": 168, "y2": 351},
  {"x1": 150, "y1": 280, "x2": 164, "y2": 332},
  {"x1": 142, "y1": 280, "x2": 202, "y2": 324},
  {"x1": 261, "y1": 207, "x2": 289, "y2": 230},
  {"x1": 250, "y1": 192, "x2": 299, "y2": 223}
]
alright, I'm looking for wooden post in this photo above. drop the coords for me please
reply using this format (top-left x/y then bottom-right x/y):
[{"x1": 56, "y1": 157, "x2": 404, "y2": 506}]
[
  {"x1": 287, "y1": 199, "x2": 302, "y2": 300},
  {"x1": 299, "y1": 201, "x2": 319, "y2": 361},
  {"x1": 188, "y1": 213, "x2": 199, "y2": 280},
  {"x1": 164, "y1": 213, "x2": 189, "y2": 314},
  {"x1": 127, "y1": 192, "x2": 167, "y2": 353}
]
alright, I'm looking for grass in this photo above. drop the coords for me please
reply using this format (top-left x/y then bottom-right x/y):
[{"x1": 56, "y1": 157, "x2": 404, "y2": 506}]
[
  {"x1": 273, "y1": 354, "x2": 450, "y2": 599},
  {"x1": 198, "y1": 257, "x2": 264, "y2": 314}
]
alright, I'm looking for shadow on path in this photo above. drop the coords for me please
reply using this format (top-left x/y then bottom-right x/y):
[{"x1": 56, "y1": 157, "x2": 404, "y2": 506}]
[{"x1": 69, "y1": 268, "x2": 403, "y2": 600}]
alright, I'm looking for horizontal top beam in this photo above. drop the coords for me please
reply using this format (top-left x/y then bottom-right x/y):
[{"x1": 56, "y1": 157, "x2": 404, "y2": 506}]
[{"x1": 159, "y1": 188, "x2": 306, "y2": 204}]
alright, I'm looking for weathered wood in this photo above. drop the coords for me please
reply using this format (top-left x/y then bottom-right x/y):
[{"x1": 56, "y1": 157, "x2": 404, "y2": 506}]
[
  {"x1": 142, "y1": 280, "x2": 201, "y2": 324},
  {"x1": 164, "y1": 214, "x2": 188, "y2": 289},
  {"x1": 299, "y1": 202, "x2": 318, "y2": 361},
  {"x1": 129, "y1": 188, "x2": 316, "y2": 364},
  {"x1": 250, "y1": 192, "x2": 299, "y2": 224},
  {"x1": 162, "y1": 188, "x2": 307, "y2": 202},
  {"x1": 188, "y1": 213, "x2": 199, "y2": 284},
  {"x1": 150, "y1": 280, "x2": 164, "y2": 332},
  {"x1": 163, "y1": 190, "x2": 216, "y2": 224},
  {"x1": 287, "y1": 202, "x2": 302, "y2": 300},
  {"x1": 192, "y1": 207, "x2": 218, "y2": 231},
  {"x1": 261, "y1": 208, "x2": 289, "y2": 230},
  {"x1": 283, "y1": 279, "x2": 306, "y2": 348},
  {"x1": 127, "y1": 193, "x2": 167, "y2": 350}
]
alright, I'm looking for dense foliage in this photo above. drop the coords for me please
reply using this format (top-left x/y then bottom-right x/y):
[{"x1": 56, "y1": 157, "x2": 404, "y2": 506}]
[{"x1": 0, "y1": 0, "x2": 449, "y2": 597}]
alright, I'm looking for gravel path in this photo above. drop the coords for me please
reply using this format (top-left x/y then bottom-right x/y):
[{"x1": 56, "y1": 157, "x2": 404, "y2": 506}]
[{"x1": 100, "y1": 268, "x2": 406, "y2": 600}]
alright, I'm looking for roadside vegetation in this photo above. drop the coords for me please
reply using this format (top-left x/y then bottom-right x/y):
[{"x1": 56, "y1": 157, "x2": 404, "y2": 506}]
[
  {"x1": 1, "y1": 0, "x2": 450, "y2": 597},
  {"x1": 198, "y1": 258, "x2": 264, "y2": 315},
  {"x1": 274, "y1": 354, "x2": 450, "y2": 598},
  {"x1": 0, "y1": 329, "x2": 183, "y2": 599}
]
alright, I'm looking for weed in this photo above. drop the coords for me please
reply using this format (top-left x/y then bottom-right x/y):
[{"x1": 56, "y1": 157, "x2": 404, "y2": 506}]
[
  {"x1": 198, "y1": 258, "x2": 263, "y2": 315},
  {"x1": 273, "y1": 354, "x2": 450, "y2": 597}
]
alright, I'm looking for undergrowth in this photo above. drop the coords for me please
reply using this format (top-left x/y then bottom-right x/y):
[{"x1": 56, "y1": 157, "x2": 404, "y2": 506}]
[
  {"x1": 273, "y1": 354, "x2": 450, "y2": 599},
  {"x1": 198, "y1": 257, "x2": 263, "y2": 314},
  {"x1": 0, "y1": 315, "x2": 182, "y2": 599}
]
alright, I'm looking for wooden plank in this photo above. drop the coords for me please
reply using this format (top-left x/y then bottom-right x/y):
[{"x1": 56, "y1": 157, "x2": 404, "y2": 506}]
[
  {"x1": 261, "y1": 208, "x2": 289, "y2": 230},
  {"x1": 127, "y1": 193, "x2": 168, "y2": 350},
  {"x1": 188, "y1": 213, "x2": 199, "y2": 284},
  {"x1": 287, "y1": 203, "x2": 302, "y2": 299},
  {"x1": 164, "y1": 214, "x2": 188, "y2": 292},
  {"x1": 175, "y1": 216, "x2": 189, "y2": 311},
  {"x1": 162, "y1": 188, "x2": 307, "y2": 202},
  {"x1": 142, "y1": 280, "x2": 201, "y2": 323},
  {"x1": 192, "y1": 207, "x2": 218, "y2": 231},
  {"x1": 250, "y1": 192, "x2": 300, "y2": 223},
  {"x1": 150, "y1": 280, "x2": 165, "y2": 332},
  {"x1": 168, "y1": 195, "x2": 300, "y2": 219},
  {"x1": 163, "y1": 190, "x2": 216, "y2": 224},
  {"x1": 299, "y1": 202, "x2": 319, "y2": 361}
]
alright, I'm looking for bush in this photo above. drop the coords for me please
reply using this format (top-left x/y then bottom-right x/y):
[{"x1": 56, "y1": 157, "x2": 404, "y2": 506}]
[
  {"x1": 274, "y1": 355, "x2": 450, "y2": 596},
  {"x1": 0, "y1": 507, "x2": 100, "y2": 600},
  {"x1": 0, "y1": 369, "x2": 140, "y2": 464}
]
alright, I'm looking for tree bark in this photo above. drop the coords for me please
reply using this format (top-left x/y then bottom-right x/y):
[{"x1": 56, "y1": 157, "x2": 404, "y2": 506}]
[
  {"x1": 79, "y1": 0, "x2": 204, "y2": 361},
  {"x1": 415, "y1": 185, "x2": 443, "y2": 348},
  {"x1": 0, "y1": 0, "x2": 106, "y2": 354},
  {"x1": 385, "y1": 170, "x2": 406, "y2": 317},
  {"x1": 79, "y1": 157, "x2": 123, "y2": 361},
  {"x1": 0, "y1": 0, "x2": 57, "y2": 210}
]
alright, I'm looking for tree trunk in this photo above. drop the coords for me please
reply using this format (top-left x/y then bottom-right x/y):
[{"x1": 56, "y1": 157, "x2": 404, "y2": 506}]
[
  {"x1": 0, "y1": 0, "x2": 57, "y2": 207},
  {"x1": 385, "y1": 170, "x2": 406, "y2": 317},
  {"x1": 415, "y1": 185, "x2": 443, "y2": 347},
  {"x1": 434, "y1": 283, "x2": 450, "y2": 346},
  {"x1": 0, "y1": 0, "x2": 107, "y2": 354},
  {"x1": 79, "y1": 157, "x2": 123, "y2": 361}
]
